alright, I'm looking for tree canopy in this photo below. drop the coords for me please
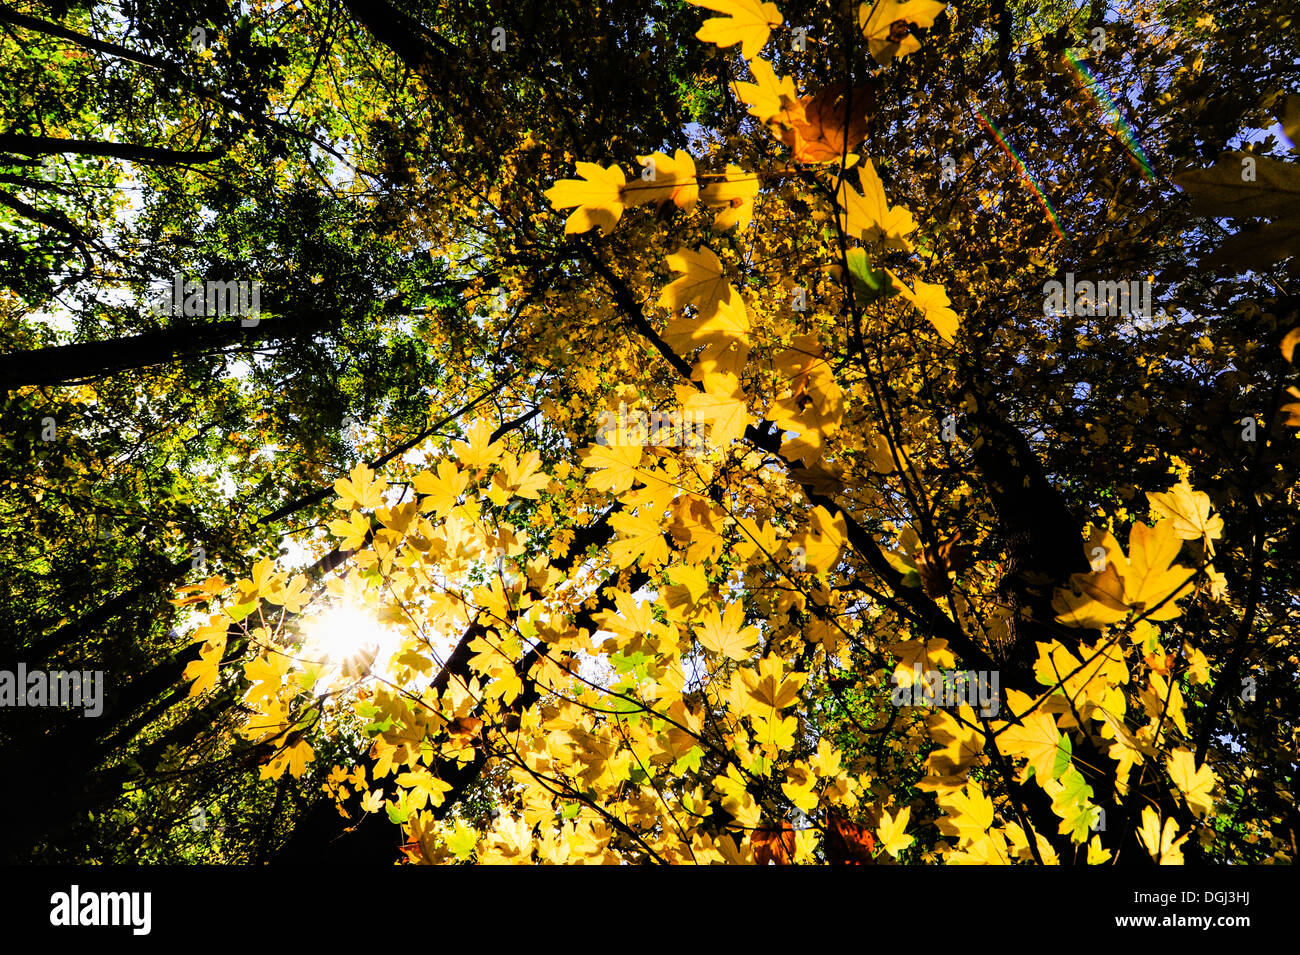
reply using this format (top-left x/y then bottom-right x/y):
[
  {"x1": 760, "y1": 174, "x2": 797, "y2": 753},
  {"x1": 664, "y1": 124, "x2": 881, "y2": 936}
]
[{"x1": 1, "y1": 0, "x2": 1298, "y2": 866}]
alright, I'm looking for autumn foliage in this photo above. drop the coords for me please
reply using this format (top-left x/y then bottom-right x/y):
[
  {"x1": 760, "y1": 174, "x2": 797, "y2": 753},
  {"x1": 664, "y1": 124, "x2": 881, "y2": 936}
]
[{"x1": 2, "y1": 0, "x2": 1298, "y2": 865}]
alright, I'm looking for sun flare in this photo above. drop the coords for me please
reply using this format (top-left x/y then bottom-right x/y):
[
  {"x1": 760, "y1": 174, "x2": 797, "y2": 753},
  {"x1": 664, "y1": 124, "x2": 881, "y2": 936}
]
[{"x1": 301, "y1": 603, "x2": 394, "y2": 676}]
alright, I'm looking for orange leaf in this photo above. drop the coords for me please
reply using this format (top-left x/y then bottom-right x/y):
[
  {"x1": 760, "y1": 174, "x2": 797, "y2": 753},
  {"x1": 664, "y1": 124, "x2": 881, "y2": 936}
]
[
  {"x1": 751, "y1": 820, "x2": 796, "y2": 864},
  {"x1": 447, "y1": 716, "x2": 483, "y2": 741},
  {"x1": 780, "y1": 83, "x2": 873, "y2": 164},
  {"x1": 824, "y1": 813, "x2": 876, "y2": 864}
]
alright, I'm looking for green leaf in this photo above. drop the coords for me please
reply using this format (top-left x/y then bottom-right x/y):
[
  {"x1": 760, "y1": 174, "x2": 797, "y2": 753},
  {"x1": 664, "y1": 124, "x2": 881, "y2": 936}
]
[
  {"x1": 846, "y1": 247, "x2": 892, "y2": 306},
  {"x1": 1052, "y1": 731, "x2": 1073, "y2": 780},
  {"x1": 672, "y1": 744, "x2": 704, "y2": 775},
  {"x1": 226, "y1": 600, "x2": 257, "y2": 623},
  {"x1": 295, "y1": 662, "x2": 326, "y2": 692},
  {"x1": 1050, "y1": 766, "x2": 1097, "y2": 843},
  {"x1": 444, "y1": 821, "x2": 478, "y2": 859},
  {"x1": 610, "y1": 650, "x2": 649, "y2": 675}
]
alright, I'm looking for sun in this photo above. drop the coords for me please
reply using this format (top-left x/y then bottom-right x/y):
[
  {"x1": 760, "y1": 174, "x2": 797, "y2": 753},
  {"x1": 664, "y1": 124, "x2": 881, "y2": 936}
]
[{"x1": 301, "y1": 601, "x2": 394, "y2": 677}]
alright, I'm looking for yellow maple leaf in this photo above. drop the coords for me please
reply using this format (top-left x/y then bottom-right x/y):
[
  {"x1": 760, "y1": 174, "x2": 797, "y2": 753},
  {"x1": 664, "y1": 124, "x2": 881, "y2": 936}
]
[
  {"x1": 1138, "y1": 806, "x2": 1187, "y2": 864},
  {"x1": 733, "y1": 515, "x2": 781, "y2": 564},
  {"x1": 791, "y1": 505, "x2": 847, "y2": 573},
  {"x1": 936, "y1": 780, "x2": 994, "y2": 846},
  {"x1": 742, "y1": 654, "x2": 805, "y2": 711},
  {"x1": 622, "y1": 462, "x2": 681, "y2": 516},
  {"x1": 662, "y1": 294, "x2": 751, "y2": 360},
  {"x1": 413, "y1": 460, "x2": 468, "y2": 518},
  {"x1": 809, "y1": 737, "x2": 842, "y2": 777},
  {"x1": 780, "y1": 762, "x2": 818, "y2": 808},
  {"x1": 543, "y1": 162, "x2": 626, "y2": 235},
  {"x1": 776, "y1": 393, "x2": 843, "y2": 466},
  {"x1": 1146, "y1": 480, "x2": 1223, "y2": 556},
  {"x1": 926, "y1": 705, "x2": 986, "y2": 777},
  {"x1": 333, "y1": 461, "x2": 387, "y2": 511},
  {"x1": 242, "y1": 652, "x2": 290, "y2": 705},
  {"x1": 579, "y1": 441, "x2": 643, "y2": 494},
  {"x1": 1140, "y1": 671, "x2": 1189, "y2": 737},
  {"x1": 887, "y1": 271, "x2": 960, "y2": 343},
  {"x1": 444, "y1": 820, "x2": 479, "y2": 859},
  {"x1": 628, "y1": 150, "x2": 699, "y2": 212},
  {"x1": 659, "y1": 246, "x2": 737, "y2": 319},
  {"x1": 1052, "y1": 561, "x2": 1129, "y2": 628},
  {"x1": 1166, "y1": 748, "x2": 1217, "y2": 818},
  {"x1": 501, "y1": 450, "x2": 549, "y2": 499},
  {"x1": 691, "y1": 0, "x2": 783, "y2": 60},
  {"x1": 858, "y1": 0, "x2": 948, "y2": 65},
  {"x1": 994, "y1": 710, "x2": 1070, "y2": 780},
  {"x1": 948, "y1": 828, "x2": 1012, "y2": 865},
  {"x1": 608, "y1": 510, "x2": 669, "y2": 569},
  {"x1": 183, "y1": 640, "x2": 223, "y2": 697},
  {"x1": 696, "y1": 601, "x2": 760, "y2": 660},
  {"x1": 772, "y1": 333, "x2": 829, "y2": 382},
  {"x1": 732, "y1": 57, "x2": 800, "y2": 125},
  {"x1": 876, "y1": 806, "x2": 914, "y2": 857},
  {"x1": 1124, "y1": 520, "x2": 1195, "y2": 619},
  {"x1": 269, "y1": 574, "x2": 311, "y2": 614},
  {"x1": 452, "y1": 420, "x2": 505, "y2": 469},
  {"x1": 681, "y1": 373, "x2": 754, "y2": 447},
  {"x1": 595, "y1": 589, "x2": 657, "y2": 640},
  {"x1": 396, "y1": 767, "x2": 454, "y2": 810},
  {"x1": 327, "y1": 509, "x2": 370, "y2": 551},
  {"x1": 284, "y1": 739, "x2": 314, "y2": 778},
  {"x1": 1087, "y1": 834, "x2": 1112, "y2": 864},
  {"x1": 700, "y1": 164, "x2": 759, "y2": 231},
  {"x1": 666, "y1": 563, "x2": 711, "y2": 604},
  {"x1": 668, "y1": 495, "x2": 727, "y2": 562},
  {"x1": 836, "y1": 159, "x2": 917, "y2": 250},
  {"x1": 889, "y1": 637, "x2": 956, "y2": 683}
]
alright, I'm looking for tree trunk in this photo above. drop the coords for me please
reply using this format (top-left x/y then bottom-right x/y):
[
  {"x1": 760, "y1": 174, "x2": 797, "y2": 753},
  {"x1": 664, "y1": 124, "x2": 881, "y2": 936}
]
[{"x1": 0, "y1": 314, "x2": 319, "y2": 390}]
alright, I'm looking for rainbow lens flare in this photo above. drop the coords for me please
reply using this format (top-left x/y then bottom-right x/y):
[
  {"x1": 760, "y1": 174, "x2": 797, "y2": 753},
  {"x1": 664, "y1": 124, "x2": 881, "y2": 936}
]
[{"x1": 971, "y1": 103, "x2": 1067, "y2": 241}]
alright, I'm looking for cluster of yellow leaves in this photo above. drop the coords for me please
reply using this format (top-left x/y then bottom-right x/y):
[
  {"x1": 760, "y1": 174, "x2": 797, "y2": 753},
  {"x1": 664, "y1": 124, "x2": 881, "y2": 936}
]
[
  {"x1": 182, "y1": 430, "x2": 545, "y2": 786},
  {"x1": 544, "y1": 159, "x2": 758, "y2": 235},
  {"x1": 1053, "y1": 512, "x2": 1199, "y2": 629},
  {"x1": 766, "y1": 337, "x2": 847, "y2": 465}
]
